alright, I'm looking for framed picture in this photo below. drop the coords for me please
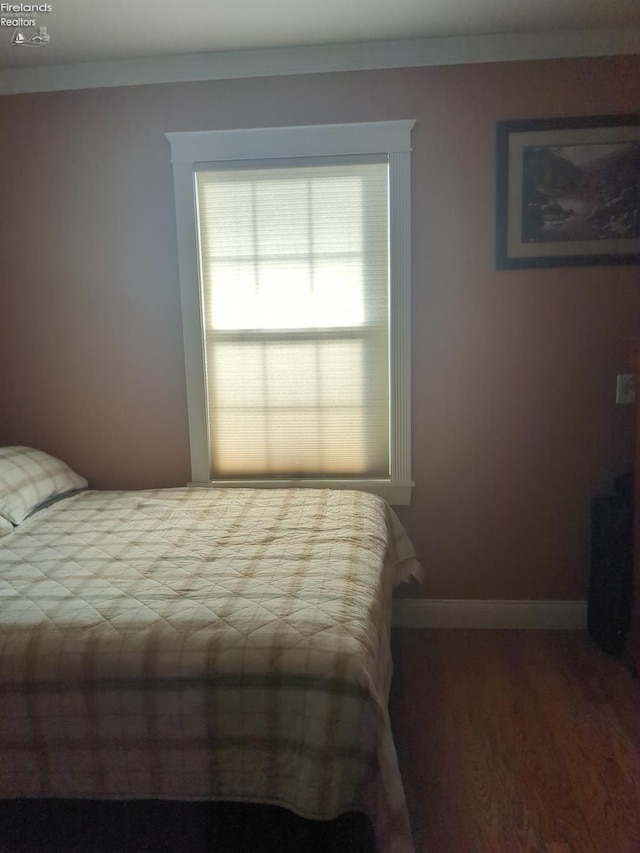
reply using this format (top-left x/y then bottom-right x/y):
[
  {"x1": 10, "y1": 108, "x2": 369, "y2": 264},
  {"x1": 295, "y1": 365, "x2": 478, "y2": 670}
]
[{"x1": 496, "y1": 114, "x2": 640, "y2": 269}]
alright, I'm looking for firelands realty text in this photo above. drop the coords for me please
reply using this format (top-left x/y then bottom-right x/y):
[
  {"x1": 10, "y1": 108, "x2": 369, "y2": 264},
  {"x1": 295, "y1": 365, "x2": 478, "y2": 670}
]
[{"x1": 1, "y1": 2, "x2": 51, "y2": 26}]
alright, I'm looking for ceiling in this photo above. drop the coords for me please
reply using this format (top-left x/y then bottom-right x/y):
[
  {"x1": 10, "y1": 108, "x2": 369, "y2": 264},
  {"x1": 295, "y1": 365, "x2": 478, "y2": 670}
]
[{"x1": 0, "y1": 0, "x2": 638, "y2": 70}]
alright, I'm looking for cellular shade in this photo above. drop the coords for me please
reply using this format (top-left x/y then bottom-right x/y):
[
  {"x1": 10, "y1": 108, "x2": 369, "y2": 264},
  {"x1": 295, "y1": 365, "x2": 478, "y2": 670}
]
[{"x1": 195, "y1": 159, "x2": 390, "y2": 479}]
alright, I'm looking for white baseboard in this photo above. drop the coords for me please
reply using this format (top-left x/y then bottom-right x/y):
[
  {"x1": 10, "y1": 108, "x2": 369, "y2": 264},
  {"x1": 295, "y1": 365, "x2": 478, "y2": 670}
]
[{"x1": 391, "y1": 599, "x2": 587, "y2": 630}]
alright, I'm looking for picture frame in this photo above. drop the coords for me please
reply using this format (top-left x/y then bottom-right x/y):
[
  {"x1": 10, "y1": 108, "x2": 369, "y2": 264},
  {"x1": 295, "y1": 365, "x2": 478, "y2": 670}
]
[{"x1": 496, "y1": 114, "x2": 640, "y2": 269}]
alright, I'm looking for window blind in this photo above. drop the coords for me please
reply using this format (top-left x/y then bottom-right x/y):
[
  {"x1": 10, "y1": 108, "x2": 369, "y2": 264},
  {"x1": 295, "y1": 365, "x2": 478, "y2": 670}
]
[{"x1": 194, "y1": 159, "x2": 390, "y2": 479}]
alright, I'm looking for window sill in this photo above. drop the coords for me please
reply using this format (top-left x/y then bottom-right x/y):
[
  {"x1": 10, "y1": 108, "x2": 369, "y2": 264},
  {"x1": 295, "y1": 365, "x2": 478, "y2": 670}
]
[{"x1": 188, "y1": 479, "x2": 414, "y2": 506}]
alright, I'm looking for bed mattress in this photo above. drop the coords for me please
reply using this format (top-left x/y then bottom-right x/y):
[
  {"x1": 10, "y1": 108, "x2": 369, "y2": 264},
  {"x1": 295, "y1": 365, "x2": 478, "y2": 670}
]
[{"x1": 0, "y1": 487, "x2": 421, "y2": 852}]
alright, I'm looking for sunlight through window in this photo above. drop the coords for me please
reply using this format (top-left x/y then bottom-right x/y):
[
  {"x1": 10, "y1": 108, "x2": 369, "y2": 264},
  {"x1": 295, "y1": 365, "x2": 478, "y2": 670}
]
[{"x1": 195, "y1": 161, "x2": 389, "y2": 478}]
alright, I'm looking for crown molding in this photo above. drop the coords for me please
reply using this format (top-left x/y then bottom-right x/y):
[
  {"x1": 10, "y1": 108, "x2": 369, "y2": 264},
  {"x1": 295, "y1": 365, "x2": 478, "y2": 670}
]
[{"x1": 0, "y1": 27, "x2": 639, "y2": 96}]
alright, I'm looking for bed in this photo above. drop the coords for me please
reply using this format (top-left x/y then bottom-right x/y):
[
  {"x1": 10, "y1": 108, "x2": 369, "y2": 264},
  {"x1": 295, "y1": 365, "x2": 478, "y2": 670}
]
[{"x1": 0, "y1": 447, "x2": 422, "y2": 853}]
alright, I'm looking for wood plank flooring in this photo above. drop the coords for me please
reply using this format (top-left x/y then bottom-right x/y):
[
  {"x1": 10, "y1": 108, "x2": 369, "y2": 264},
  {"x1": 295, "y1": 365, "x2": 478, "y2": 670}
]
[
  {"x1": 2, "y1": 630, "x2": 638, "y2": 852},
  {"x1": 389, "y1": 629, "x2": 640, "y2": 853}
]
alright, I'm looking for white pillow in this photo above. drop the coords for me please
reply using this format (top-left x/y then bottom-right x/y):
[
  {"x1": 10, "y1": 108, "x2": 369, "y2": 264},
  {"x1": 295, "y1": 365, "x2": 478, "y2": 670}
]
[
  {"x1": 0, "y1": 515, "x2": 13, "y2": 538},
  {"x1": 0, "y1": 446, "x2": 88, "y2": 525}
]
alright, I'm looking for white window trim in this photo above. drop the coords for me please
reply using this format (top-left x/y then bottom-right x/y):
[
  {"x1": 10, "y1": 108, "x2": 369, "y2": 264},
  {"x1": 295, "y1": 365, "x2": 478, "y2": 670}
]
[{"x1": 166, "y1": 120, "x2": 415, "y2": 505}]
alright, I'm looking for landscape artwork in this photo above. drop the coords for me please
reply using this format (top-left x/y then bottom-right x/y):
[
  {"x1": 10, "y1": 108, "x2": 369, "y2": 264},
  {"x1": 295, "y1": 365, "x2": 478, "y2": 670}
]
[
  {"x1": 496, "y1": 114, "x2": 640, "y2": 269},
  {"x1": 521, "y1": 141, "x2": 639, "y2": 243}
]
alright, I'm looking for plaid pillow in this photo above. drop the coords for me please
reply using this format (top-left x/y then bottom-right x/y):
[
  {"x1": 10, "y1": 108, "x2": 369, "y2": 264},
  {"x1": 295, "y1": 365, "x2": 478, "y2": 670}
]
[
  {"x1": 0, "y1": 446, "x2": 88, "y2": 525},
  {"x1": 0, "y1": 515, "x2": 13, "y2": 537}
]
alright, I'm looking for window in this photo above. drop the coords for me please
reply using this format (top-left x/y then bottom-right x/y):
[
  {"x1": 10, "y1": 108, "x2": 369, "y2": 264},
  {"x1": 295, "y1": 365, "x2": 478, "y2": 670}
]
[{"x1": 166, "y1": 121, "x2": 414, "y2": 504}]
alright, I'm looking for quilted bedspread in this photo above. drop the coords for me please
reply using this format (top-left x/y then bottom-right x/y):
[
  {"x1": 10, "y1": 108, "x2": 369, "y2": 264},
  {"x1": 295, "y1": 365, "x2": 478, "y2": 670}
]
[{"x1": 0, "y1": 487, "x2": 421, "y2": 853}]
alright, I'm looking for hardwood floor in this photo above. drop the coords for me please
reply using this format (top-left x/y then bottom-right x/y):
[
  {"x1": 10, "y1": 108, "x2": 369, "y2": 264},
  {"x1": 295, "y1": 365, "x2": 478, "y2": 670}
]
[
  {"x1": 389, "y1": 629, "x2": 640, "y2": 853},
  {"x1": 2, "y1": 630, "x2": 638, "y2": 852}
]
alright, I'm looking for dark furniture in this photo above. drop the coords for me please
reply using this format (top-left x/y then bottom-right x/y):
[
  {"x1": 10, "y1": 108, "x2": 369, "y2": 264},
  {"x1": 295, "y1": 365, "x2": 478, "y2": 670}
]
[
  {"x1": 625, "y1": 339, "x2": 640, "y2": 675},
  {"x1": 588, "y1": 476, "x2": 633, "y2": 657}
]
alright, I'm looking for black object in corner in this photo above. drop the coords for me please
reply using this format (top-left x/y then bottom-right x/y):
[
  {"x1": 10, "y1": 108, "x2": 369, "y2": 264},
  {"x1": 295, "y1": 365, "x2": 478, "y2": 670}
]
[{"x1": 588, "y1": 474, "x2": 633, "y2": 657}]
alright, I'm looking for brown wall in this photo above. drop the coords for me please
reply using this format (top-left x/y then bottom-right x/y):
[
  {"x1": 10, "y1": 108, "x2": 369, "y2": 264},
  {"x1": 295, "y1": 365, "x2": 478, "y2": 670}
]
[{"x1": 1, "y1": 55, "x2": 638, "y2": 600}]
